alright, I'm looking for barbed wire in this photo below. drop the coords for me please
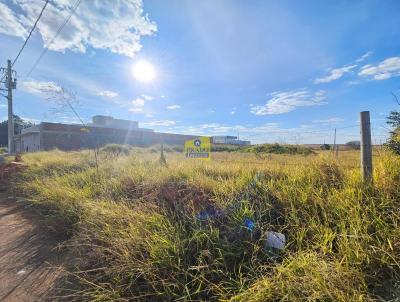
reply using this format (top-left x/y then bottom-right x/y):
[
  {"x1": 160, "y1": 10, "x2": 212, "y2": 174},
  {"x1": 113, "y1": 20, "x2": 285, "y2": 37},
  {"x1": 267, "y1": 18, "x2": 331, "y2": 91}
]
[{"x1": 212, "y1": 159, "x2": 362, "y2": 169}]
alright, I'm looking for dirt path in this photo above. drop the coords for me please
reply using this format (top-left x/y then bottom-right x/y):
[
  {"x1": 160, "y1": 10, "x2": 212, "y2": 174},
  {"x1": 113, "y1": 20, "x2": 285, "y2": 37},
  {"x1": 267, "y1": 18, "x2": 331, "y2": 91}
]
[{"x1": 0, "y1": 195, "x2": 68, "y2": 301}]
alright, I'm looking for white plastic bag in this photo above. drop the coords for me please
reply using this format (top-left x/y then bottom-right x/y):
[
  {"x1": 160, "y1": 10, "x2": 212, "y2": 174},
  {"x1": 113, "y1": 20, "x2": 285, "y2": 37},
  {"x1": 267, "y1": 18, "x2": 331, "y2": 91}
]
[{"x1": 265, "y1": 231, "x2": 286, "y2": 250}]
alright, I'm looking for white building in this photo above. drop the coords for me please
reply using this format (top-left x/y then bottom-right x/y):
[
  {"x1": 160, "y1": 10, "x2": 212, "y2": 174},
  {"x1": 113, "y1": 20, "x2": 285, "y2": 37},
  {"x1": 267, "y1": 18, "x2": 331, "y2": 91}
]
[{"x1": 211, "y1": 136, "x2": 251, "y2": 146}]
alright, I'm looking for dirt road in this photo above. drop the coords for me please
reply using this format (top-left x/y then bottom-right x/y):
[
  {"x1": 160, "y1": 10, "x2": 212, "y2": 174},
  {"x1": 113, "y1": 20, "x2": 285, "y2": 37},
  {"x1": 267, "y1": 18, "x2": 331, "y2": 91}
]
[{"x1": 0, "y1": 195, "x2": 67, "y2": 301}]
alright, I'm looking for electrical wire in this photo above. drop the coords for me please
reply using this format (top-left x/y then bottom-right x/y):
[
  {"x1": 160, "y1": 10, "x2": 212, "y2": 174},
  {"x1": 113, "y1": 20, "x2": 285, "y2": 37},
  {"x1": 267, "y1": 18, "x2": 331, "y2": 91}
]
[
  {"x1": 240, "y1": 122, "x2": 390, "y2": 145},
  {"x1": 12, "y1": 0, "x2": 50, "y2": 67},
  {"x1": 0, "y1": 0, "x2": 49, "y2": 85},
  {"x1": 242, "y1": 124, "x2": 360, "y2": 138},
  {"x1": 25, "y1": 0, "x2": 83, "y2": 78}
]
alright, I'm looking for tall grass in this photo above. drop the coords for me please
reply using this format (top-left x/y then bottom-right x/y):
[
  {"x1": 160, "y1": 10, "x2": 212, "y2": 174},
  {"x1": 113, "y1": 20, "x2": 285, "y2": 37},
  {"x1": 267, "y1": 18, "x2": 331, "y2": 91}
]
[
  {"x1": 12, "y1": 149, "x2": 400, "y2": 301},
  {"x1": 242, "y1": 143, "x2": 314, "y2": 155}
]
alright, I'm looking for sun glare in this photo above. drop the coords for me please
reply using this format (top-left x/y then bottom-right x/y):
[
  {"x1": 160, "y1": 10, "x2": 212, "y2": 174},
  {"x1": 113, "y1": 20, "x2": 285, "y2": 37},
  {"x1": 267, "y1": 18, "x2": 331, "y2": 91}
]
[{"x1": 132, "y1": 60, "x2": 156, "y2": 83}]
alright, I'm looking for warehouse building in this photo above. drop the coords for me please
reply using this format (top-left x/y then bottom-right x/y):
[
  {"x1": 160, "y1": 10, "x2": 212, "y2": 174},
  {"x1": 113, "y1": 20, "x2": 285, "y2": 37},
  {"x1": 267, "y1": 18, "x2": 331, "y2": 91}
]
[
  {"x1": 14, "y1": 115, "x2": 198, "y2": 152},
  {"x1": 211, "y1": 135, "x2": 251, "y2": 146}
]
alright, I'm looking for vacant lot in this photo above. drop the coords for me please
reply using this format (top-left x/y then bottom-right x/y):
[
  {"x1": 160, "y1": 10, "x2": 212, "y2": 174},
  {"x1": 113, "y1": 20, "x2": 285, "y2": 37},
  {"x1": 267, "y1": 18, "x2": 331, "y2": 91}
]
[{"x1": 10, "y1": 148, "x2": 400, "y2": 301}]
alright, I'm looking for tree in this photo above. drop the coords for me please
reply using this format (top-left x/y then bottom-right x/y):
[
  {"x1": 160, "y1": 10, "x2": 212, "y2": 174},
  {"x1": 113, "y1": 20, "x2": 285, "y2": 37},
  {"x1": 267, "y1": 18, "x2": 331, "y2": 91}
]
[
  {"x1": 0, "y1": 115, "x2": 33, "y2": 147},
  {"x1": 320, "y1": 143, "x2": 331, "y2": 150},
  {"x1": 385, "y1": 110, "x2": 400, "y2": 154}
]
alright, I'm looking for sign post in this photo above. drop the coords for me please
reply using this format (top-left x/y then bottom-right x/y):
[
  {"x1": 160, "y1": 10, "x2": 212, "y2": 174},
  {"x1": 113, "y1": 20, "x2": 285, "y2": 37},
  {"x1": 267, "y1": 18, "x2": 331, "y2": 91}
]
[{"x1": 184, "y1": 137, "x2": 211, "y2": 160}]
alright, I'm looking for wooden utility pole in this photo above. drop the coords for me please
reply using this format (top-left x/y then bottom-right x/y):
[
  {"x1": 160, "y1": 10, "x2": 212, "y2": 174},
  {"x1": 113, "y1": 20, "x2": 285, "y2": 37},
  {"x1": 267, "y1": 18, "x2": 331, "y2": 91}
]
[{"x1": 360, "y1": 111, "x2": 373, "y2": 182}]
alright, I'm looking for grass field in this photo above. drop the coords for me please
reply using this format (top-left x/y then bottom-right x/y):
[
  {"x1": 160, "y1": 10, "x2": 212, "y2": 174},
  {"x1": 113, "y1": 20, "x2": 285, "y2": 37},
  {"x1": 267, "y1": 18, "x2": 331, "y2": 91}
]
[{"x1": 10, "y1": 147, "x2": 400, "y2": 301}]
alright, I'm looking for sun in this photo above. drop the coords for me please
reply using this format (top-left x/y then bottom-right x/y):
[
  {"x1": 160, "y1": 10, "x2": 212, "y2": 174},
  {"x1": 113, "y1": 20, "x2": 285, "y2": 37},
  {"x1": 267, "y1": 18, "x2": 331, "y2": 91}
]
[{"x1": 132, "y1": 60, "x2": 156, "y2": 83}]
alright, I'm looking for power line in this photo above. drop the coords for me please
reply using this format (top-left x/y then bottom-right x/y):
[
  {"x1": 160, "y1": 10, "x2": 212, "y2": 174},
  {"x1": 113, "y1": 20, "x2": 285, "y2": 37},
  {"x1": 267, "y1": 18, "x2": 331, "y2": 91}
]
[
  {"x1": 335, "y1": 124, "x2": 360, "y2": 130},
  {"x1": 243, "y1": 124, "x2": 360, "y2": 137},
  {"x1": 0, "y1": 0, "x2": 49, "y2": 85},
  {"x1": 26, "y1": 0, "x2": 83, "y2": 78},
  {"x1": 12, "y1": 0, "x2": 50, "y2": 67}
]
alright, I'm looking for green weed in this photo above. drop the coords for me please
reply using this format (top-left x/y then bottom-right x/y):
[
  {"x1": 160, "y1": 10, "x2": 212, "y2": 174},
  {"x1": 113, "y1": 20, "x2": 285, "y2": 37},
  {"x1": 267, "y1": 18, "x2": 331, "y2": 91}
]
[{"x1": 11, "y1": 149, "x2": 400, "y2": 301}]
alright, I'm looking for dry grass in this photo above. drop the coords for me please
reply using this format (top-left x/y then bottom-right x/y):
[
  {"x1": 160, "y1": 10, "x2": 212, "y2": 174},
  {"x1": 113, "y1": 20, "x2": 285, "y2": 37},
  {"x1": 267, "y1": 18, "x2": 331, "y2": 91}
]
[{"x1": 11, "y1": 148, "x2": 400, "y2": 301}]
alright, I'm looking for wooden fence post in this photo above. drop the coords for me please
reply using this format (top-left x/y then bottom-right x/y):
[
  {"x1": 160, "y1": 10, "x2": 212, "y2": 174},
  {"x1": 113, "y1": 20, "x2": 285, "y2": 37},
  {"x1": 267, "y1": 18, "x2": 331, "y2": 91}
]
[
  {"x1": 333, "y1": 128, "x2": 337, "y2": 157},
  {"x1": 360, "y1": 111, "x2": 373, "y2": 182}
]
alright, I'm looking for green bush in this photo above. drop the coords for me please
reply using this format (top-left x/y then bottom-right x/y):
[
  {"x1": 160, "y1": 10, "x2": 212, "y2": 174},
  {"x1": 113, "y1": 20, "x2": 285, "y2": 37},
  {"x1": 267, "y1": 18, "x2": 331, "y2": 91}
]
[
  {"x1": 242, "y1": 143, "x2": 314, "y2": 155},
  {"x1": 145, "y1": 144, "x2": 183, "y2": 153},
  {"x1": 211, "y1": 144, "x2": 243, "y2": 152},
  {"x1": 385, "y1": 110, "x2": 400, "y2": 155},
  {"x1": 345, "y1": 140, "x2": 361, "y2": 150},
  {"x1": 320, "y1": 143, "x2": 331, "y2": 150},
  {"x1": 99, "y1": 144, "x2": 131, "y2": 157},
  {"x1": 385, "y1": 128, "x2": 400, "y2": 155}
]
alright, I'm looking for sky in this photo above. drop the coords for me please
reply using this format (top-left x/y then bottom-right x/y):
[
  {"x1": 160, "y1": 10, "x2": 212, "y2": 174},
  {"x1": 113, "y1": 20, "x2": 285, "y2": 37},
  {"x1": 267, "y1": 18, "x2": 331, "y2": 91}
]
[{"x1": 0, "y1": 0, "x2": 399, "y2": 144}]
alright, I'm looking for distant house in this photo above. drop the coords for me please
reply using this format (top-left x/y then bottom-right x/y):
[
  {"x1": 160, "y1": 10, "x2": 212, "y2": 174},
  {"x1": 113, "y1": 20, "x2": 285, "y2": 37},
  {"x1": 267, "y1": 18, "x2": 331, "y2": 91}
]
[
  {"x1": 211, "y1": 135, "x2": 251, "y2": 146},
  {"x1": 14, "y1": 115, "x2": 199, "y2": 152}
]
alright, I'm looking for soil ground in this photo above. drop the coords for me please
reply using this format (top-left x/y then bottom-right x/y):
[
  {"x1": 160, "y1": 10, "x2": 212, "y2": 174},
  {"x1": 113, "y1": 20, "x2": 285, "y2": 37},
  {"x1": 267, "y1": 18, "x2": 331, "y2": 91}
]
[{"x1": 0, "y1": 194, "x2": 68, "y2": 302}]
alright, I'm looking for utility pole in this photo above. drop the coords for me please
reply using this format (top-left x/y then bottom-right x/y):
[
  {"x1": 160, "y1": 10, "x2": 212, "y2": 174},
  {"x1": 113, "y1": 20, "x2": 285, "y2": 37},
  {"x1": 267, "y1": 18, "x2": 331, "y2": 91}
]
[
  {"x1": 360, "y1": 111, "x2": 373, "y2": 182},
  {"x1": 7, "y1": 60, "x2": 15, "y2": 154},
  {"x1": 0, "y1": 60, "x2": 17, "y2": 154},
  {"x1": 0, "y1": 60, "x2": 16, "y2": 154}
]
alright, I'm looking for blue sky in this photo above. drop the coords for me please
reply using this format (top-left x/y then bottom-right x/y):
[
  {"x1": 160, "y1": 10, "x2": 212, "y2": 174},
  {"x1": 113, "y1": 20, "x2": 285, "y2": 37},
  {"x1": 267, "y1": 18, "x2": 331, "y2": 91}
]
[{"x1": 0, "y1": 0, "x2": 399, "y2": 144}]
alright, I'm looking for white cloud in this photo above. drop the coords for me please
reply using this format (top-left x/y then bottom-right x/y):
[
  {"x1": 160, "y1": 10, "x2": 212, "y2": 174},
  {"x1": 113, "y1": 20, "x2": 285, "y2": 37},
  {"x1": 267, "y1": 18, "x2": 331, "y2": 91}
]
[
  {"x1": 97, "y1": 90, "x2": 118, "y2": 98},
  {"x1": 201, "y1": 123, "x2": 222, "y2": 129},
  {"x1": 0, "y1": 2, "x2": 28, "y2": 38},
  {"x1": 141, "y1": 120, "x2": 176, "y2": 127},
  {"x1": 1, "y1": 0, "x2": 157, "y2": 58},
  {"x1": 210, "y1": 126, "x2": 232, "y2": 133},
  {"x1": 358, "y1": 57, "x2": 400, "y2": 80},
  {"x1": 346, "y1": 80, "x2": 361, "y2": 86},
  {"x1": 312, "y1": 117, "x2": 344, "y2": 124},
  {"x1": 22, "y1": 80, "x2": 62, "y2": 95},
  {"x1": 355, "y1": 51, "x2": 373, "y2": 63},
  {"x1": 128, "y1": 94, "x2": 154, "y2": 112},
  {"x1": 314, "y1": 52, "x2": 372, "y2": 84},
  {"x1": 131, "y1": 98, "x2": 145, "y2": 107},
  {"x1": 142, "y1": 94, "x2": 153, "y2": 101},
  {"x1": 167, "y1": 104, "x2": 181, "y2": 110},
  {"x1": 231, "y1": 107, "x2": 236, "y2": 114},
  {"x1": 314, "y1": 65, "x2": 357, "y2": 84},
  {"x1": 250, "y1": 89, "x2": 327, "y2": 115},
  {"x1": 129, "y1": 107, "x2": 143, "y2": 113}
]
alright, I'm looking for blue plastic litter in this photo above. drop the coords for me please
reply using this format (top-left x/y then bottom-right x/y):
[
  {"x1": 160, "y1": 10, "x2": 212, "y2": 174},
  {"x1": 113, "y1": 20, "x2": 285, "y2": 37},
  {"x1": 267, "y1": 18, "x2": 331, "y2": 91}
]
[
  {"x1": 244, "y1": 218, "x2": 255, "y2": 231},
  {"x1": 197, "y1": 211, "x2": 210, "y2": 221}
]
